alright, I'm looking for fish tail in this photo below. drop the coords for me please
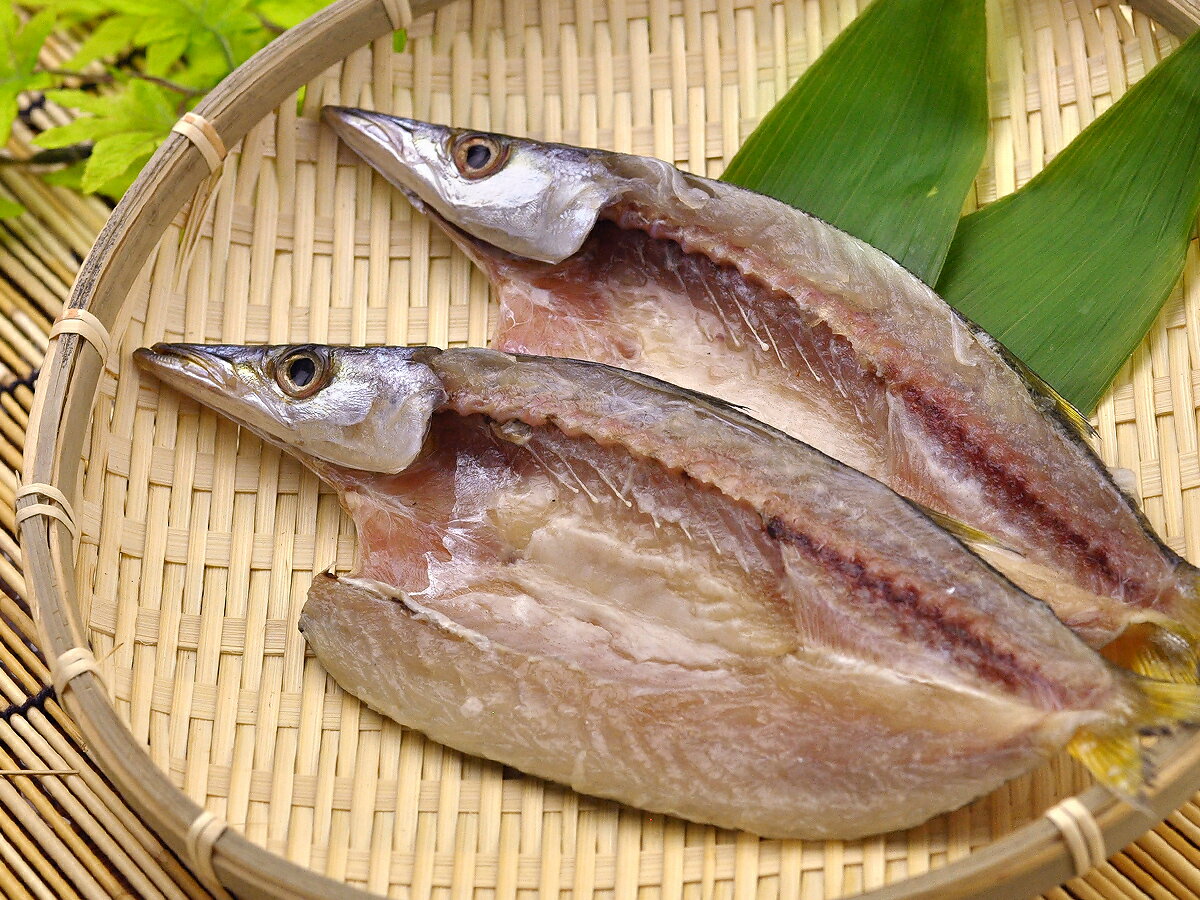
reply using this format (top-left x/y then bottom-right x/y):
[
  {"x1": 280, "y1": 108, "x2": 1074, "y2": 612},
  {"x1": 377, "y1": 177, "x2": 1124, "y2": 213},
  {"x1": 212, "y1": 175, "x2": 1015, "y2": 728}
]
[
  {"x1": 1132, "y1": 566, "x2": 1200, "y2": 683},
  {"x1": 1067, "y1": 729, "x2": 1144, "y2": 797},
  {"x1": 1069, "y1": 677, "x2": 1200, "y2": 797},
  {"x1": 1132, "y1": 625, "x2": 1199, "y2": 684},
  {"x1": 1102, "y1": 621, "x2": 1198, "y2": 685},
  {"x1": 1178, "y1": 569, "x2": 1200, "y2": 645},
  {"x1": 1131, "y1": 636, "x2": 1200, "y2": 685},
  {"x1": 1131, "y1": 676, "x2": 1200, "y2": 729}
]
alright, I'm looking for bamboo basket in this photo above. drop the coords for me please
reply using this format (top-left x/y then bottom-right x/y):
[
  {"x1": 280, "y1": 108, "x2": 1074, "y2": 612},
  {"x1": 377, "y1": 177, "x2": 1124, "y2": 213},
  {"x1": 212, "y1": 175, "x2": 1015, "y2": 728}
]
[{"x1": 18, "y1": 0, "x2": 1200, "y2": 897}]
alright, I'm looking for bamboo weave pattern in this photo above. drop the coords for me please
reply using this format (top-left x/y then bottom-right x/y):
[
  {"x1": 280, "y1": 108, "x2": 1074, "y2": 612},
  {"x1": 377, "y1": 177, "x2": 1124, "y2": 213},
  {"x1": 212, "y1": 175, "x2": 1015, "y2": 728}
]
[{"x1": 17, "y1": 0, "x2": 1200, "y2": 897}]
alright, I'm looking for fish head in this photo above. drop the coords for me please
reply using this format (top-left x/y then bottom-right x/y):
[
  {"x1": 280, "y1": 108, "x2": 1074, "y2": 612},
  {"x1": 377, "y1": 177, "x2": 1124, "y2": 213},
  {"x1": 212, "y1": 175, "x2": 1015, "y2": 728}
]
[
  {"x1": 133, "y1": 343, "x2": 447, "y2": 474},
  {"x1": 322, "y1": 106, "x2": 621, "y2": 263}
]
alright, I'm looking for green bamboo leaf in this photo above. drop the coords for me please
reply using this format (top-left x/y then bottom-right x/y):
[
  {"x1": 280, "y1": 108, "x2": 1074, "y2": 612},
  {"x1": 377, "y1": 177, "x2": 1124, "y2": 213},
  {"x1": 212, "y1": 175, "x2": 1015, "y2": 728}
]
[
  {"x1": 937, "y1": 32, "x2": 1200, "y2": 413},
  {"x1": 720, "y1": 0, "x2": 987, "y2": 284}
]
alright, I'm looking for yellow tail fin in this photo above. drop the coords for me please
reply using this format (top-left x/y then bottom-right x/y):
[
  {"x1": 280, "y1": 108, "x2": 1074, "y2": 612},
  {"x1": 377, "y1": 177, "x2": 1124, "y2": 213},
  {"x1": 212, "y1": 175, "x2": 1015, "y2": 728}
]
[
  {"x1": 1068, "y1": 677, "x2": 1200, "y2": 797},
  {"x1": 1067, "y1": 730, "x2": 1144, "y2": 796},
  {"x1": 1134, "y1": 677, "x2": 1200, "y2": 727},
  {"x1": 1102, "y1": 622, "x2": 1199, "y2": 685}
]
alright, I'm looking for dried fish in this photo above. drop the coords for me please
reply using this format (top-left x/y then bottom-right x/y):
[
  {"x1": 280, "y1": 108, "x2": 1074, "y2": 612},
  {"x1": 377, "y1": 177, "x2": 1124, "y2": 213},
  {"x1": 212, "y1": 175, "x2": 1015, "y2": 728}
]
[
  {"x1": 135, "y1": 342, "x2": 1200, "y2": 839},
  {"x1": 321, "y1": 107, "x2": 1200, "y2": 680}
]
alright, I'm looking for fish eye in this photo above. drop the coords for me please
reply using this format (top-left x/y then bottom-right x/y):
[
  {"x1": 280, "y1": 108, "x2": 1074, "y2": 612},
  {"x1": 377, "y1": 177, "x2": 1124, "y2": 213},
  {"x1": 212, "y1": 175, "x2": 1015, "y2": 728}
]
[
  {"x1": 452, "y1": 134, "x2": 507, "y2": 179},
  {"x1": 466, "y1": 144, "x2": 490, "y2": 168},
  {"x1": 275, "y1": 348, "x2": 330, "y2": 399}
]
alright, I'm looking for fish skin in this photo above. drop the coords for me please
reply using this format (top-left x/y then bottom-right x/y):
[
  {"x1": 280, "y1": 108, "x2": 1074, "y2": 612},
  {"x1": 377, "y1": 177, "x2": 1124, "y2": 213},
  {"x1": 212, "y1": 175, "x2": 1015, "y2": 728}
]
[
  {"x1": 136, "y1": 342, "x2": 1199, "y2": 838},
  {"x1": 300, "y1": 573, "x2": 1058, "y2": 839},
  {"x1": 321, "y1": 107, "x2": 1200, "y2": 669}
]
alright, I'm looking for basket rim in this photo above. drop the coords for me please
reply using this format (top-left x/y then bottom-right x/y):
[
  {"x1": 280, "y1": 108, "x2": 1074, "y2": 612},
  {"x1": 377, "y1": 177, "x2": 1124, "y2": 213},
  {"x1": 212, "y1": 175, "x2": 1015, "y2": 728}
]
[{"x1": 17, "y1": 1, "x2": 1200, "y2": 897}]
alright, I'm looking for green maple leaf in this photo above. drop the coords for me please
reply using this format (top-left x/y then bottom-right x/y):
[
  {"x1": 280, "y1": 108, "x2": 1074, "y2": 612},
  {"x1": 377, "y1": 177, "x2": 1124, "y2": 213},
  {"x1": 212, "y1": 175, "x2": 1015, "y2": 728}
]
[
  {"x1": 0, "y1": 9, "x2": 55, "y2": 146},
  {"x1": 40, "y1": 160, "x2": 85, "y2": 191},
  {"x1": 112, "y1": 0, "x2": 261, "y2": 76},
  {"x1": 23, "y1": 0, "x2": 113, "y2": 26},
  {"x1": 35, "y1": 79, "x2": 178, "y2": 195},
  {"x1": 0, "y1": 193, "x2": 24, "y2": 218},
  {"x1": 82, "y1": 127, "x2": 166, "y2": 192},
  {"x1": 46, "y1": 0, "x2": 265, "y2": 85},
  {"x1": 67, "y1": 15, "x2": 141, "y2": 68},
  {"x1": 253, "y1": 0, "x2": 329, "y2": 30}
]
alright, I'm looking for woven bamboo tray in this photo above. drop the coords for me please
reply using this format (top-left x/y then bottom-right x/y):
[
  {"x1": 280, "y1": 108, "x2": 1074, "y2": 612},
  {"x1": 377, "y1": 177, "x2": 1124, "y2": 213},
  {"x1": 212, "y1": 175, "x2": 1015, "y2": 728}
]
[{"x1": 17, "y1": 0, "x2": 1200, "y2": 897}]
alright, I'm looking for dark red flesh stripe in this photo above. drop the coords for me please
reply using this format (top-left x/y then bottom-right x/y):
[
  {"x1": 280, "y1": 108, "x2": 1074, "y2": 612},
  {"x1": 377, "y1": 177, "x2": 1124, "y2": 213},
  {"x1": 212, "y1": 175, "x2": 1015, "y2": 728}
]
[
  {"x1": 763, "y1": 516, "x2": 1058, "y2": 699},
  {"x1": 896, "y1": 385, "x2": 1136, "y2": 598},
  {"x1": 602, "y1": 206, "x2": 1136, "y2": 603}
]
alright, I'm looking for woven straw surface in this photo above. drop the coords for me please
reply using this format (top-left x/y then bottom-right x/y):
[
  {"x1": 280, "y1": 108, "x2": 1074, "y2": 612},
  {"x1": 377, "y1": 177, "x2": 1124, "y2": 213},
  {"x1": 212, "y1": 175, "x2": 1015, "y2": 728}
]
[
  {"x1": 0, "y1": 33, "x2": 213, "y2": 898},
  {"x1": 5, "y1": 0, "x2": 1200, "y2": 898}
]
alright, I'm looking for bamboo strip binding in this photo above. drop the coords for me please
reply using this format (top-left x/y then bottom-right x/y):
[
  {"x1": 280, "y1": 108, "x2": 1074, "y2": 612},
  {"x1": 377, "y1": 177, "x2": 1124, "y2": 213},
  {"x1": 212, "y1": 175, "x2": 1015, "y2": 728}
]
[
  {"x1": 49, "y1": 648, "x2": 99, "y2": 698},
  {"x1": 18, "y1": 1, "x2": 1200, "y2": 898},
  {"x1": 171, "y1": 112, "x2": 228, "y2": 174},
  {"x1": 15, "y1": 483, "x2": 79, "y2": 549},
  {"x1": 184, "y1": 811, "x2": 231, "y2": 899},
  {"x1": 48, "y1": 309, "x2": 110, "y2": 363},
  {"x1": 1045, "y1": 798, "x2": 1108, "y2": 877},
  {"x1": 377, "y1": 0, "x2": 412, "y2": 29}
]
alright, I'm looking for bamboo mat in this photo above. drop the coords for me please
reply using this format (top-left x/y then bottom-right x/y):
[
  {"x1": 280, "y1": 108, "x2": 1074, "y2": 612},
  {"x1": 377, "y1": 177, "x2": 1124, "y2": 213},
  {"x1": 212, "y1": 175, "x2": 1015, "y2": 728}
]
[
  {"x1": 0, "y1": 90, "x2": 212, "y2": 900},
  {"x1": 6, "y1": 1, "x2": 1200, "y2": 898}
]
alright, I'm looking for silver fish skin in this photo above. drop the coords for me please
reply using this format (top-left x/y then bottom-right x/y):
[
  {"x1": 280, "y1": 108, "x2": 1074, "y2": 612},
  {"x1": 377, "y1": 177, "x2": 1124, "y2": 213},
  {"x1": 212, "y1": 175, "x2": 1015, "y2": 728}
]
[
  {"x1": 322, "y1": 107, "x2": 1200, "y2": 678},
  {"x1": 134, "y1": 342, "x2": 1199, "y2": 839}
]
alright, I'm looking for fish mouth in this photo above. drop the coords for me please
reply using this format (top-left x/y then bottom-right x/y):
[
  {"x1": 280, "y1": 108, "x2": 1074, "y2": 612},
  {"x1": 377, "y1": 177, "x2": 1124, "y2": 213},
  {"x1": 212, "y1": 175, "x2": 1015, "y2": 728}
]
[
  {"x1": 322, "y1": 106, "x2": 451, "y2": 213},
  {"x1": 135, "y1": 343, "x2": 238, "y2": 390},
  {"x1": 322, "y1": 105, "x2": 413, "y2": 160},
  {"x1": 133, "y1": 343, "x2": 266, "y2": 432},
  {"x1": 323, "y1": 106, "x2": 518, "y2": 268}
]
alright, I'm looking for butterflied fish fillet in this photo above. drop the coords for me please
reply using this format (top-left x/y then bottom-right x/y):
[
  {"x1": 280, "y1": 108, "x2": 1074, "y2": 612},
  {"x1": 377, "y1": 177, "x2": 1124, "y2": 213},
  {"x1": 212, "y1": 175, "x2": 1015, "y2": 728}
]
[
  {"x1": 321, "y1": 107, "x2": 1200, "y2": 681},
  {"x1": 135, "y1": 342, "x2": 1200, "y2": 839}
]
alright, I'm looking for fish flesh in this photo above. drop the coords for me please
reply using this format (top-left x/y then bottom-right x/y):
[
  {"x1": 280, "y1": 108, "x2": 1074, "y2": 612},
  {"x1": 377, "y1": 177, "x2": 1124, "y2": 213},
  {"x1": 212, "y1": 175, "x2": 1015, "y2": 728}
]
[
  {"x1": 321, "y1": 107, "x2": 1200, "y2": 679},
  {"x1": 134, "y1": 342, "x2": 1200, "y2": 839}
]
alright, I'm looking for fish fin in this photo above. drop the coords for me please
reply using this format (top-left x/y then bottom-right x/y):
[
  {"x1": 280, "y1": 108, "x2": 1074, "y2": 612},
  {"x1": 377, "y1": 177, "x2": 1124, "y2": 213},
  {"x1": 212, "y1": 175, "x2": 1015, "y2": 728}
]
[
  {"x1": 1175, "y1": 572, "x2": 1200, "y2": 646},
  {"x1": 911, "y1": 503, "x2": 1016, "y2": 555},
  {"x1": 1108, "y1": 466, "x2": 1140, "y2": 499},
  {"x1": 1017, "y1": 361, "x2": 1098, "y2": 441},
  {"x1": 1134, "y1": 677, "x2": 1200, "y2": 727},
  {"x1": 1147, "y1": 571, "x2": 1200, "y2": 676},
  {"x1": 974, "y1": 328, "x2": 1098, "y2": 441},
  {"x1": 1130, "y1": 638, "x2": 1198, "y2": 685},
  {"x1": 1102, "y1": 622, "x2": 1199, "y2": 685},
  {"x1": 1067, "y1": 729, "x2": 1145, "y2": 797},
  {"x1": 1070, "y1": 678, "x2": 1200, "y2": 798}
]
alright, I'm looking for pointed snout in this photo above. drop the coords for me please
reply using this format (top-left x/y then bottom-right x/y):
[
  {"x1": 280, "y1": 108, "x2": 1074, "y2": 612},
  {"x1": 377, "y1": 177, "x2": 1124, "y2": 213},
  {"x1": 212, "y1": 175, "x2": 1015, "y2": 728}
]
[
  {"x1": 322, "y1": 106, "x2": 616, "y2": 264},
  {"x1": 133, "y1": 342, "x2": 268, "y2": 425},
  {"x1": 322, "y1": 106, "x2": 456, "y2": 205},
  {"x1": 134, "y1": 342, "x2": 259, "y2": 383},
  {"x1": 322, "y1": 105, "x2": 411, "y2": 129},
  {"x1": 322, "y1": 105, "x2": 418, "y2": 145},
  {"x1": 135, "y1": 342, "x2": 232, "y2": 385}
]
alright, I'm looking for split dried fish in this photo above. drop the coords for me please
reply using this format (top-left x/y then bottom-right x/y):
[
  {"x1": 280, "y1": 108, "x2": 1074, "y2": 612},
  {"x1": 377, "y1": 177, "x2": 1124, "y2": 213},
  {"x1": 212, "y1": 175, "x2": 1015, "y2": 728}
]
[
  {"x1": 135, "y1": 342, "x2": 1199, "y2": 839},
  {"x1": 320, "y1": 107, "x2": 1200, "y2": 682}
]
